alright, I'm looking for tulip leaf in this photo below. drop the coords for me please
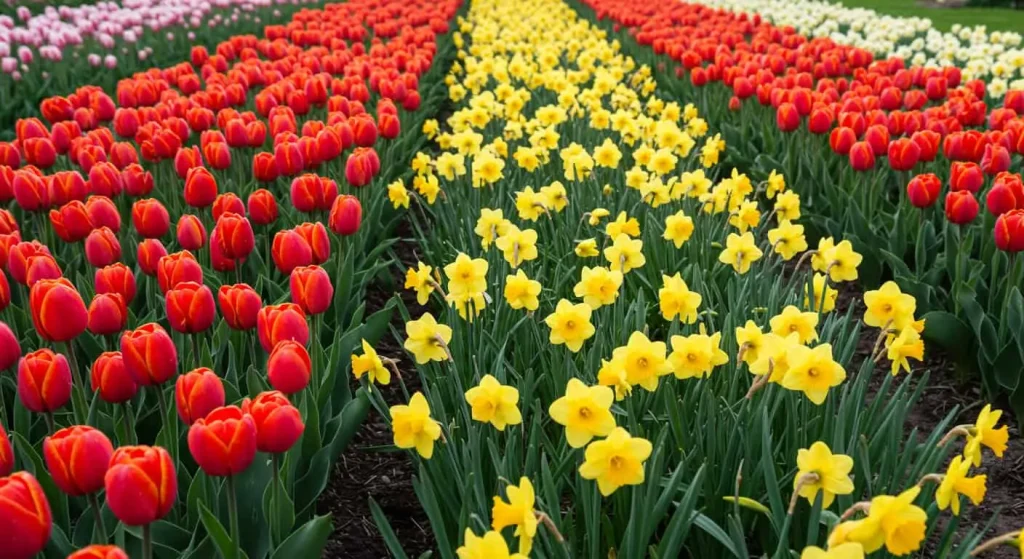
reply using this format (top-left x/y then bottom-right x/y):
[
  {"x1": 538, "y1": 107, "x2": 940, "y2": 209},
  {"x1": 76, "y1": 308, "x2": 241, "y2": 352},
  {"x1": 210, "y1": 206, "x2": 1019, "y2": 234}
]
[
  {"x1": 12, "y1": 431, "x2": 71, "y2": 533},
  {"x1": 235, "y1": 457, "x2": 273, "y2": 559},
  {"x1": 270, "y1": 514, "x2": 333, "y2": 559},
  {"x1": 198, "y1": 501, "x2": 247, "y2": 559},
  {"x1": 263, "y1": 472, "x2": 295, "y2": 547},
  {"x1": 187, "y1": 470, "x2": 210, "y2": 526},
  {"x1": 957, "y1": 290, "x2": 1000, "y2": 365},
  {"x1": 42, "y1": 524, "x2": 74, "y2": 559},
  {"x1": 878, "y1": 250, "x2": 912, "y2": 280},
  {"x1": 993, "y1": 343, "x2": 1024, "y2": 392},
  {"x1": 1007, "y1": 287, "x2": 1024, "y2": 355}
]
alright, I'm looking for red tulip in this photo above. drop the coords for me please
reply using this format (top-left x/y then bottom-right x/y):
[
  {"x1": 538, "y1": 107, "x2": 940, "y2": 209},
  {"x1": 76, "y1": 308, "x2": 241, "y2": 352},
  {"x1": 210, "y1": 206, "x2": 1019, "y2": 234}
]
[
  {"x1": 253, "y1": 152, "x2": 279, "y2": 183},
  {"x1": 995, "y1": 209, "x2": 1024, "y2": 253},
  {"x1": 267, "y1": 340, "x2": 311, "y2": 394},
  {"x1": 109, "y1": 142, "x2": 139, "y2": 169},
  {"x1": 906, "y1": 174, "x2": 941, "y2": 208},
  {"x1": 887, "y1": 138, "x2": 920, "y2": 171},
  {"x1": 944, "y1": 190, "x2": 979, "y2": 225},
  {"x1": 175, "y1": 214, "x2": 207, "y2": 251},
  {"x1": 131, "y1": 199, "x2": 171, "y2": 238},
  {"x1": 94, "y1": 262, "x2": 136, "y2": 304},
  {"x1": 184, "y1": 167, "x2": 218, "y2": 208},
  {"x1": 271, "y1": 229, "x2": 313, "y2": 275},
  {"x1": 848, "y1": 141, "x2": 875, "y2": 171},
  {"x1": 122, "y1": 164, "x2": 154, "y2": 197},
  {"x1": 213, "y1": 212, "x2": 256, "y2": 261},
  {"x1": 17, "y1": 348, "x2": 72, "y2": 413},
  {"x1": 84, "y1": 226, "x2": 121, "y2": 268},
  {"x1": 247, "y1": 189, "x2": 278, "y2": 225},
  {"x1": 289, "y1": 265, "x2": 333, "y2": 315},
  {"x1": 8, "y1": 241, "x2": 51, "y2": 285},
  {"x1": 344, "y1": 147, "x2": 380, "y2": 187},
  {"x1": 87, "y1": 293, "x2": 127, "y2": 336},
  {"x1": 329, "y1": 195, "x2": 362, "y2": 236},
  {"x1": 257, "y1": 303, "x2": 308, "y2": 352},
  {"x1": 165, "y1": 281, "x2": 216, "y2": 334},
  {"x1": 829, "y1": 126, "x2": 856, "y2": 156},
  {"x1": 0, "y1": 472, "x2": 52, "y2": 558},
  {"x1": 218, "y1": 284, "x2": 262, "y2": 331},
  {"x1": 0, "y1": 321, "x2": 20, "y2": 371},
  {"x1": 86, "y1": 196, "x2": 121, "y2": 232},
  {"x1": 157, "y1": 250, "x2": 203, "y2": 293},
  {"x1": 0, "y1": 421, "x2": 11, "y2": 476},
  {"x1": 203, "y1": 141, "x2": 231, "y2": 170},
  {"x1": 242, "y1": 391, "x2": 304, "y2": 453},
  {"x1": 173, "y1": 146, "x2": 203, "y2": 179},
  {"x1": 43, "y1": 425, "x2": 114, "y2": 496},
  {"x1": 187, "y1": 406, "x2": 257, "y2": 476},
  {"x1": 136, "y1": 238, "x2": 168, "y2": 277},
  {"x1": 950, "y1": 161, "x2": 984, "y2": 193},
  {"x1": 981, "y1": 143, "x2": 1010, "y2": 175},
  {"x1": 88, "y1": 162, "x2": 123, "y2": 198},
  {"x1": 30, "y1": 278, "x2": 87, "y2": 342},
  {"x1": 23, "y1": 137, "x2": 57, "y2": 169},
  {"x1": 104, "y1": 446, "x2": 176, "y2": 526},
  {"x1": 351, "y1": 114, "x2": 378, "y2": 147},
  {"x1": 13, "y1": 169, "x2": 49, "y2": 211},
  {"x1": 295, "y1": 222, "x2": 330, "y2": 264},
  {"x1": 775, "y1": 103, "x2": 799, "y2": 132},
  {"x1": 212, "y1": 193, "x2": 246, "y2": 221},
  {"x1": 273, "y1": 141, "x2": 304, "y2": 177},
  {"x1": 48, "y1": 170, "x2": 88, "y2": 205},
  {"x1": 90, "y1": 352, "x2": 137, "y2": 404},
  {"x1": 175, "y1": 368, "x2": 226, "y2": 425},
  {"x1": 50, "y1": 200, "x2": 94, "y2": 243},
  {"x1": 120, "y1": 323, "x2": 178, "y2": 386},
  {"x1": 68, "y1": 545, "x2": 130, "y2": 559}
]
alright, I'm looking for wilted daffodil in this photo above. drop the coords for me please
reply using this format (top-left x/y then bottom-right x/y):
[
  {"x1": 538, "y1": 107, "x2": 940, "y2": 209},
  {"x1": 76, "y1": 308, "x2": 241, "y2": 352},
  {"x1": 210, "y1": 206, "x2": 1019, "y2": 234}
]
[
  {"x1": 390, "y1": 392, "x2": 442, "y2": 459},
  {"x1": 544, "y1": 299, "x2": 596, "y2": 352},
  {"x1": 663, "y1": 210, "x2": 694, "y2": 248},
  {"x1": 936, "y1": 455, "x2": 987, "y2": 516},
  {"x1": 768, "y1": 220, "x2": 808, "y2": 261},
  {"x1": 886, "y1": 327, "x2": 925, "y2": 375},
  {"x1": 964, "y1": 404, "x2": 1010, "y2": 467},
  {"x1": 492, "y1": 477, "x2": 538, "y2": 555},
  {"x1": 579, "y1": 427, "x2": 653, "y2": 496},
  {"x1": 405, "y1": 262, "x2": 437, "y2": 305},
  {"x1": 770, "y1": 305, "x2": 819, "y2": 345},
  {"x1": 612, "y1": 331, "x2": 673, "y2": 392},
  {"x1": 575, "y1": 238, "x2": 599, "y2": 257},
  {"x1": 465, "y1": 374, "x2": 522, "y2": 431},
  {"x1": 794, "y1": 442, "x2": 854, "y2": 508},
  {"x1": 352, "y1": 339, "x2": 391, "y2": 386},
  {"x1": 404, "y1": 313, "x2": 453, "y2": 364},
  {"x1": 548, "y1": 378, "x2": 616, "y2": 448},
  {"x1": 669, "y1": 330, "x2": 729, "y2": 379},
  {"x1": 781, "y1": 343, "x2": 846, "y2": 405},
  {"x1": 495, "y1": 225, "x2": 539, "y2": 268},
  {"x1": 588, "y1": 208, "x2": 610, "y2": 226},
  {"x1": 863, "y1": 281, "x2": 917, "y2": 331},
  {"x1": 845, "y1": 487, "x2": 927, "y2": 555},
  {"x1": 719, "y1": 232, "x2": 763, "y2": 274},
  {"x1": 604, "y1": 233, "x2": 645, "y2": 273},
  {"x1": 504, "y1": 270, "x2": 541, "y2": 311},
  {"x1": 573, "y1": 266, "x2": 623, "y2": 309},
  {"x1": 456, "y1": 529, "x2": 527, "y2": 559},
  {"x1": 659, "y1": 273, "x2": 702, "y2": 323}
]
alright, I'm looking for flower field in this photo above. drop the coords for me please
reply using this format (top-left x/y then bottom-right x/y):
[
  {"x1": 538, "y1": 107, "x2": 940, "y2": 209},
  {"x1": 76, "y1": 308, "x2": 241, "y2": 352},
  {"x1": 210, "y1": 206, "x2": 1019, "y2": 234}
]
[{"x1": 0, "y1": 0, "x2": 1022, "y2": 557}]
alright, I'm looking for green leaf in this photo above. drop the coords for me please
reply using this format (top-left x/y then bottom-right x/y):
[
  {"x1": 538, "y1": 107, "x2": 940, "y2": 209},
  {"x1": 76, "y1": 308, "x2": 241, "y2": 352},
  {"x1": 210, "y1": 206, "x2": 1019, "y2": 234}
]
[
  {"x1": 263, "y1": 472, "x2": 295, "y2": 546},
  {"x1": 369, "y1": 497, "x2": 410, "y2": 559},
  {"x1": 957, "y1": 290, "x2": 1000, "y2": 365},
  {"x1": 270, "y1": 515, "x2": 333, "y2": 559},
  {"x1": 199, "y1": 501, "x2": 245, "y2": 559},
  {"x1": 994, "y1": 343, "x2": 1024, "y2": 392},
  {"x1": 1007, "y1": 287, "x2": 1024, "y2": 356}
]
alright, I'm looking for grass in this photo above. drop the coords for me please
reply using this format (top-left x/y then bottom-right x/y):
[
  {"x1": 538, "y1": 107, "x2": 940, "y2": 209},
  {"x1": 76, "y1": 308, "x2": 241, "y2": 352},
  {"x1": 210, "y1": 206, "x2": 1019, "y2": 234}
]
[{"x1": 838, "y1": 0, "x2": 1024, "y2": 33}]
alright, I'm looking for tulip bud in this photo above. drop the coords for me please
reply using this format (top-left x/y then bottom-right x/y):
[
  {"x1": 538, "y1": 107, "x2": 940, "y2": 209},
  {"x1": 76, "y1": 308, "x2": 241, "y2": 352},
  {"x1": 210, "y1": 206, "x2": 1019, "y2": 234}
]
[
  {"x1": 218, "y1": 284, "x2": 262, "y2": 331},
  {"x1": 981, "y1": 143, "x2": 1010, "y2": 175},
  {"x1": 120, "y1": 323, "x2": 178, "y2": 386},
  {"x1": 0, "y1": 321, "x2": 21, "y2": 371},
  {"x1": 173, "y1": 146, "x2": 203, "y2": 180},
  {"x1": 131, "y1": 198, "x2": 170, "y2": 238},
  {"x1": 257, "y1": 303, "x2": 309, "y2": 352},
  {"x1": 344, "y1": 147, "x2": 380, "y2": 187},
  {"x1": 0, "y1": 472, "x2": 52, "y2": 558},
  {"x1": 267, "y1": 340, "x2": 311, "y2": 395},
  {"x1": 175, "y1": 214, "x2": 207, "y2": 251},
  {"x1": 88, "y1": 162, "x2": 123, "y2": 198},
  {"x1": 175, "y1": 368, "x2": 226, "y2": 425},
  {"x1": 187, "y1": 406, "x2": 257, "y2": 477},
  {"x1": 906, "y1": 173, "x2": 941, "y2": 208},
  {"x1": 90, "y1": 351, "x2": 137, "y2": 404},
  {"x1": 949, "y1": 161, "x2": 984, "y2": 193},
  {"x1": 271, "y1": 229, "x2": 313, "y2": 275},
  {"x1": 50, "y1": 200, "x2": 94, "y2": 243},
  {"x1": 104, "y1": 445, "x2": 176, "y2": 526},
  {"x1": 848, "y1": 141, "x2": 875, "y2": 171},
  {"x1": 289, "y1": 265, "x2": 333, "y2": 316},
  {"x1": 68, "y1": 545, "x2": 130, "y2": 559},
  {"x1": 136, "y1": 238, "x2": 168, "y2": 277},
  {"x1": 84, "y1": 226, "x2": 121, "y2": 268},
  {"x1": 43, "y1": 425, "x2": 114, "y2": 496},
  {"x1": 157, "y1": 250, "x2": 203, "y2": 293},
  {"x1": 86, "y1": 196, "x2": 121, "y2": 232},
  {"x1": 30, "y1": 278, "x2": 87, "y2": 342},
  {"x1": 253, "y1": 151, "x2": 279, "y2": 183},
  {"x1": 995, "y1": 209, "x2": 1024, "y2": 253},
  {"x1": 18, "y1": 348, "x2": 72, "y2": 413},
  {"x1": 242, "y1": 391, "x2": 304, "y2": 453},
  {"x1": 184, "y1": 167, "x2": 218, "y2": 208},
  {"x1": 944, "y1": 190, "x2": 979, "y2": 225},
  {"x1": 122, "y1": 164, "x2": 154, "y2": 197},
  {"x1": 247, "y1": 189, "x2": 278, "y2": 225},
  {"x1": 87, "y1": 293, "x2": 128, "y2": 336},
  {"x1": 328, "y1": 194, "x2": 362, "y2": 236},
  {"x1": 212, "y1": 193, "x2": 246, "y2": 221},
  {"x1": 166, "y1": 281, "x2": 216, "y2": 334}
]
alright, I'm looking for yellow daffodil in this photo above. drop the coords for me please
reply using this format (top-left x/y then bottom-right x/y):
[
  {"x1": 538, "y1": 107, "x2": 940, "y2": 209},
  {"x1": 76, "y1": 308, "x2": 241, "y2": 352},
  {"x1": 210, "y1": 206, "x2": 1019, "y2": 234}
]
[
  {"x1": 495, "y1": 226, "x2": 539, "y2": 268},
  {"x1": 964, "y1": 404, "x2": 1009, "y2": 467},
  {"x1": 886, "y1": 327, "x2": 925, "y2": 375},
  {"x1": 504, "y1": 269, "x2": 541, "y2": 311},
  {"x1": 663, "y1": 211, "x2": 694, "y2": 248},
  {"x1": 749, "y1": 333, "x2": 800, "y2": 383},
  {"x1": 606, "y1": 211, "x2": 640, "y2": 238},
  {"x1": 465, "y1": 374, "x2": 522, "y2": 431},
  {"x1": 445, "y1": 252, "x2": 488, "y2": 296},
  {"x1": 513, "y1": 145, "x2": 541, "y2": 172},
  {"x1": 435, "y1": 152, "x2": 467, "y2": 180},
  {"x1": 390, "y1": 392, "x2": 442, "y2": 459},
  {"x1": 492, "y1": 477, "x2": 538, "y2": 555},
  {"x1": 770, "y1": 305, "x2": 819, "y2": 345},
  {"x1": 411, "y1": 152, "x2": 433, "y2": 175},
  {"x1": 799, "y1": 544, "x2": 863, "y2": 559},
  {"x1": 405, "y1": 262, "x2": 437, "y2": 305},
  {"x1": 633, "y1": 145, "x2": 655, "y2": 167},
  {"x1": 817, "y1": 239, "x2": 862, "y2": 283},
  {"x1": 647, "y1": 147, "x2": 677, "y2": 176},
  {"x1": 774, "y1": 190, "x2": 801, "y2": 221},
  {"x1": 781, "y1": 344, "x2": 846, "y2": 405},
  {"x1": 597, "y1": 357, "x2": 632, "y2": 401},
  {"x1": 472, "y1": 151, "x2": 505, "y2": 187},
  {"x1": 794, "y1": 442, "x2": 854, "y2": 508},
  {"x1": 719, "y1": 232, "x2": 763, "y2": 274},
  {"x1": 422, "y1": 119, "x2": 439, "y2": 139},
  {"x1": 573, "y1": 266, "x2": 623, "y2": 309},
  {"x1": 351, "y1": 339, "x2": 391, "y2": 386},
  {"x1": 404, "y1": 313, "x2": 453, "y2": 364},
  {"x1": 735, "y1": 320, "x2": 766, "y2": 366},
  {"x1": 413, "y1": 173, "x2": 442, "y2": 204},
  {"x1": 675, "y1": 169, "x2": 712, "y2": 199},
  {"x1": 729, "y1": 200, "x2": 761, "y2": 233},
  {"x1": 625, "y1": 166, "x2": 648, "y2": 190},
  {"x1": 548, "y1": 378, "x2": 616, "y2": 448},
  {"x1": 846, "y1": 487, "x2": 927, "y2": 555},
  {"x1": 388, "y1": 179, "x2": 411, "y2": 209},
  {"x1": 768, "y1": 220, "x2": 807, "y2": 261},
  {"x1": 936, "y1": 455, "x2": 987, "y2": 516},
  {"x1": 456, "y1": 529, "x2": 527, "y2": 559},
  {"x1": 803, "y1": 273, "x2": 837, "y2": 314},
  {"x1": 575, "y1": 238, "x2": 599, "y2": 257},
  {"x1": 541, "y1": 181, "x2": 568, "y2": 212},
  {"x1": 604, "y1": 233, "x2": 645, "y2": 273},
  {"x1": 475, "y1": 208, "x2": 511, "y2": 251},
  {"x1": 588, "y1": 208, "x2": 610, "y2": 226},
  {"x1": 515, "y1": 186, "x2": 548, "y2": 221},
  {"x1": 579, "y1": 427, "x2": 653, "y2": 496},
  {"x1": 544, "y1": 299, "x2": 596, "y2": 352},
  {"x1": 863, "y1": 281, "x2": 917, "y2": 331},
  {"x1": 593, "y1": 138, "x2": 622, "y2": 168},
  {"x1": 766, "y1": 170, "x2": 786, "y2": 199},
  {"x1": 613, "y1": 331, "x2": 673, "y2": 391},
  {"x1": 659, "y1": 273, "x2": 701, "y2": 323},
  {"x1": 669, "y1": 331, "x2": 729, "y2": 379}
]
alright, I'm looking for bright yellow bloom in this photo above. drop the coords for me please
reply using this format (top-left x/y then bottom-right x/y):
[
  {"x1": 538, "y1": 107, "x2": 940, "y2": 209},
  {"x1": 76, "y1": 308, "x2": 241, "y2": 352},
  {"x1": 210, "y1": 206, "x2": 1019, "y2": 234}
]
[
  {"x1": 475, "y1": 208, "x2": 511, "y2": 251},
  {"x1": 606, "y1": 211, "x2": 640, "y2": 238},
  {"x1": 413, "y1": 173, "x2": 441, "y2": 204},
  {"x1": 781, "y1": 344, "x2": 846, "y2": 405},
  {"x1": 659, "y1": 273, "x2": 701, "y2": 323},
  {"x1": 472, "y1": 151, "x2": 505, "y2": 188},
  {"x1": 846, "y1": 487, "x2": 927, "y2": 555},
  {"x1": 388, "y1": 179, "x2": 411, "y2": 209},
  {"x1": 770, "y1": 305, "x2": 819, "y2": 345},
  {"x1": 803, "y1": 273, "x2": 837, "y2": 314},
  {"x1": 435, "y1": 152, "x2": 467, "y2": 181},
  {"x1": 444, "y1": 252, "x2": 488, "y2": 296},
  {"x1": 351, "y1": 339, "x2": 391, "y2": 386},
  {"x1": 774, "y1": 191, "x2": 801, "y2": 221},
  {"x1": 794, "y1": 441, "x2": 854, "y2": 508},
  {"x1": 647, "y1": 148, "x2": 677, "y2": 175},
  {"x1": 579, "y1": 427, "x2": 653, "y2": 496},
  {"x1": 633, "y1": 145, "x2": 655, "y2": 167},
  {"x1": 544, "y1": 299, "x2": 596, "y2": 352},
  {"x1": 663, "y1": 211, "x2": 694, "y2": 248},
  {"x1": 515, "y1": 186, "x2": 547, "y2": 221},
  {"x1": 604, "y1": 234, "x2": 645, "y2": 274},
  {"x1": 573, "y1": 265, "x2": 624, "y2": 308},
  {"x1": 735, "y1": 320, "x2": 766, "y2": 366},
  {"x1": 597, "y1": 357, "x2": 632, "y2": 401},
  {"x1": 719, "y1": 232, "x2": 763, "y2": 274},
  {"x1": 548, "y1": 378, "x2": 616, "y2": 448},
  {"x1": 729, "y1": 200, "x2": 761, "y2": 233},
  {"x1": 575, "y1": 238, "x2": 599, "y2": 257},
  {"x1": 767, "y1": 170, "x2": 786, "y2": 199},
  {"x1": 495, "y1": 226, "x2": 539, "y2": 268},
  {"x1": 675, "y1": 169, "x2": 712, "y2": 199},
  {"x1": 625, "y1": 166, "x2": 648, "y2": 190},
  {"x1": 768, "y1": 220, "x2": 807, "y2": 261},
  {"x1": 613, "y1": 331, "x2": 673, "y2": 391},
  {"x1": 669, "y1": 331, "x2": 729, "y2": 379},
  {"x1": 588, "y1": 208, "x2": 610, "y2": 226},
  {"x1": 390, "y1": 392, "x2": 442, "y2": 459},
  {"x1": 863, "y1": 281, "x2": 917, "y2": 331},
  {"x1": 964, "y1": 404, "x2": 1009, "y2": 467},
  {"x1": 504, "y1": 269, "x2": 541, "y2": 311},
  {"x1": 411, "y1": 152, "x2": 432, "y2": 176},
  {"x1": 936, "y1": 455, "x2": 987, "y2": 516},
  {"x1": 465, "y1": 374, "x2": 522, "y2": 431},
  {"x1": 513, "y1": 146, "x2": 541, "y2": 172},
  {"x1": 817, "y1": 239, "x2": 862, "y2": 283},
  {"x1": 886, "y1": 327, "x2": 925, "y2": 376},
  {"x1": 405, "y1": 262, "x2": 436, "y2": 305},
  {"x1": 700, "y1": 134, "x2": 725, "y2": 168},
  {"x1": 422, "y1": 119, "x2": 439, "y2": 139},
  {"x1": 593, "y1": 138, "x2": 623, "y2": 169},
  {"x1": 456, "y1": 529, "x2": 527, "y2": 559},
  {"x1": 541, "y1": 181, "x2": 568, "y2": 212},
  {"x1": 404, "y1": 313, "x2": 453, "y2": 364},
  {"x1": 799, "y1": 544, "x2": 864, "y2": 559},
  {"x1": 750, "y1": 333, "x2": 800, "y2": 383},
  {"x1": 447, "y1": 291, "x2": 487, "y2": 322},
  {"x1": 492, "y1": 477, "x2": 538, "y2": 556}
]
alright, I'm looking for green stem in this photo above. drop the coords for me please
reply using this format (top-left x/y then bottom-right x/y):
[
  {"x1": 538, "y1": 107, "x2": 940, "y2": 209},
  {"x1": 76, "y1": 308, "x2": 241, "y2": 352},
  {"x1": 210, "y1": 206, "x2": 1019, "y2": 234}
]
[
  {"x1": 271, "y1": 454, "x2": 281, "y2": 547},
  {"x1": 227, "y1": 475, "x2": 241, "y2": 559},
  {"x1": 43, "y1": 412, "x2": 55, "y2": 435},
  {"x1": 156, "y1": 385, "x2": 168, "y2": 423},
  {"x1": 142, "y1": 523, "x2": 153, "y2": 559},
  {"x1": 88, "y1": 492, "x2": 108, "y2": 543}
]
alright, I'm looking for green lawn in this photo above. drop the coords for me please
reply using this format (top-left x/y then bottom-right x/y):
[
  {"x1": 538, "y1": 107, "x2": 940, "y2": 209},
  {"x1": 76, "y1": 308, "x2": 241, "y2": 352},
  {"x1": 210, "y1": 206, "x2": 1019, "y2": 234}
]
[{"x1": 838, "y1": 0, "x2": 1024, "y2": 33}]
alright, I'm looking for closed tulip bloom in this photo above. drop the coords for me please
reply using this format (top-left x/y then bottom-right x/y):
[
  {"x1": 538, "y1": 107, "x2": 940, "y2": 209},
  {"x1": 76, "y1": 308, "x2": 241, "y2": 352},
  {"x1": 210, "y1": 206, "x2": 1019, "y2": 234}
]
[
  {"x1": 208, "y1": 230, "x2": 236, "y2": 273},
  {"x1": 104, "y1": 445, "x2": 176, "y2": 526},
  {"x1": 986, "y1": 182, "x2": 1018, "y2": 217},
  {"x1": 981, "y1": 144, "x2": 1010, "y2": 175},
  {"x1": 109, "y1": 142, "x2": 139, "y2": 170},
  {"x1": 120, "y1": 323, "x2": 178, "y2": 386},
  {"x1": 13, "y1": 169, "x2": 49, "y2": 211},
  {"x1": 212, "y1": 213, "x2": 255, "y2": 260},
  {"x1": 0, "y1": 422, "x2": 11, "y2": 476},
  {"x1": 345, "y1": 147, "x2": 380, "y2": 187},
  {"x1": 848, "y1": 141, "x2": 875, "y2": 171},
  {"x1": 0, "y1": 322, "x2": 21, "y2": 371},
  {"x1": 906, "y1": 174, "x2": 941, "y2": 208},
  {"x1": 95, "y1": 262, "x2": 137, "y2": 304},
  {"x1": 173, "y1": 146, "x2": 202, "y2": 179},
  {"x1": 0, "y1": 209, "x2": 17, "y2": 235},
  {"x1": 378, "y1": 113, "x2": 400, "y2": 140},
  {"x1": 950, "y1": 162, "x2": 984, "y2": 193},
  {"x1": 290, "y1": 265, "x2": 333, "y2": 315},
  {"x1": 829, "y1": 127, "x2": 857, "y2": 156},
  {"x1": 267, "y1": 340, "x2": 311, "y2": 394},
  {"x1": 30, "y1": 278, "x2": 87, "y2": 342},
  {"x1": 175, "y1": 368, "x2": 225, "y2": 425},
  {"x1": 175, "y1": 214, "x2": 207, "y2": 251},
  {"x1": 911, "y1": 130, "x2": 941, "y2": 162},
  {"x1": 994, "y1": 210, "x2": 1024, "y2": 253},
  {"x1": 295, "y1": 222, "x2": 330, "y2": 264},
  {"x1": 85, "y1": 196, "x2": 121, "y2": 232},
  {"x1": 0, "y1": 273, "x2": 8, "y2": 313},
  {"x1": 188, "y1": 406, "x2": 257, "y2": 477},
  {"x1": 49, "y1": 200, "x2": 94, "y2": 243},
  {"x1": 18, "y1": 348, "x2": 72, "y2": 413},
  {"x1": 945, "y1": 191, "x2": 979, "y2": 225},
  {"x1": 807, "y1": 108, "x2": 833, "y2": 134},
  {"x1": 212, "y1": 193, "x2": 246, "y2": 221},
  {"x1": 0, "y1": 472, "x2": 52, "y2": 558},
  {"x1": 43, "y1": 425, "x2": 114, "y2": 496},
  {"x1": 218, "y1": 284, "x2": 262, "y2": 330},
  {"x1": 271, "y1": 229, "x2": 313, "y2": 274},
  {"x1": 25, "y1": 254, "x2": 62, "y2": 287},
  {"x1": 242, "y1": 391, "x2": 304, "y2": 453},
  {"x1": 351, "y1": 114, "x2": 377, "y2": 147},
  {"x1": 887, "y1": 138, "x2": 920, "y2": 171},
  {"x1": 328, "y1": 195, "x2": 362, "y2": 236},
  {"x1": 84, "y1": 226, "x2": 121, "y2": 268},
  {"x1": 290, "y1": 174, "x2": 327, "y2": 213},
  {"x1": 203, "y1": 142, "x2": 231, "y2": 170},
  {"x1": 90, "y1": 352, "x2": 137, "y2": 404},
  {"x1": 184, "y1": 167, "x2": 218, "y2": 208},
  {"x1": 122, "y1": 164, "x2": 154, "y2": 197},
  {"x1": 68, "y1": 545, "x2": 130, "y2": 559},
  {"x1": 136, "y1": 238, "x2": 168, "y2": 277},
  {"x1": 274, "y1": 141, "x2": 304, "y2": 178},
  {"x1": 775, "y1": 102, "x2": 800, "y2": 132},
  {"x1": 23, "y1": 137, "x2": 57, "y2": 169},
  {"x1": 257, "y1": 303, "x2": 309, "y2": 352},
  {"x1": 157, "y1": 250, "x2": 203, "y2": 293},
  {"x1": 166, "y1": 281, "x2": 216, "y2": 334},
  {"x1": 87, "y1": 293, "x2": 127, "y2": 336},
  {"x1": 88, "y1": 162, "x2": 123, "y2": 198},
  {"x1": 252, "y1": 152, "x2": 279, "y2": 183},
  {"x1": 48, "y1": 171, "x2": 88, "y2": 205},
  {"x1": 8, "y1": 240, "x2": 50, "y2": 285},
  {"x1": 131, "y1": 199, "x2": 170, "y2": 238},
  {"x1": 247, "y1": 189, "x2": 278, "y2": 225}
]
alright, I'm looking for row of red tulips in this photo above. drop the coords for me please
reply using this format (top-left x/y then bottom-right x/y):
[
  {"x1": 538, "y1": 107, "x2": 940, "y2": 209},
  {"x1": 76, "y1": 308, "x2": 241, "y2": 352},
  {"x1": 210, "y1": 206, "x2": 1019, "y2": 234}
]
[
  {"x1": 0, "y1": 0, "x2": 462, "y2": 557},
  {"x1": 581, "y1": 0, "x2": 1024, "y2": 415}
]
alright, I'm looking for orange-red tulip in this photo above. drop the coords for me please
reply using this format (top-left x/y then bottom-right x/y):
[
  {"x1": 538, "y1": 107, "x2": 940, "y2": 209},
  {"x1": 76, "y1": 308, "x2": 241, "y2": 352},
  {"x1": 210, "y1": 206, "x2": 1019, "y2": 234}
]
[
  {"x1": 184, "y1": 167, "x2": 218, "y2": 208},
  {"x1": 17, "y1": 348, "x2": 72, "y2": 413},
  {"x1": 212, "y1": 193, "x2": 246, "y2": 221},
  {"x1": 47, "y1": 170, "x2": 88, "y2": 205},
  {"x1": 187, "y1": 406, "x2": 257, "y2": 476},
  {"x1": 136, "y1": 238, "x2": 168, "y2": 277},
  {"x1": 85, "y1": 196, "x2": 121, "y2": 232},
  {"x1": 88, "y1": 162, "x2": 123, "y2": 198},
  {"x1": 166, "y1": 281, "x2": 216, "y2": 334},
  {"x1": 203, "y1": 141, "x2": 231, "y2": 171},
  {"x1": 68, "y1": 544, "x2": 130, "y2": 559},
  {"x1": 329, "y1": 194, "x2": 361, "y2": 236},
  {"x1": 50, "y1": 200, "x2": 94, "y2": 243},
  {"x1": 23, "y1": 137, "x2": 57, "y2": 169},
  {"x1": 30, "y1": 278, "x2": 87, "y2": 342},
  {"x1": 87, "y1": 293, "x2": 128, "y2": 336},
  {"x1": 295, "y1": 222, "x2": 330, "y2": 264},
  {"x1": 13, "y1": 169, "x2": 49, "y2": 211},
  {"x1": 104, "y1": 445, "x2": 176, "y2": 526},
  {"x1": 95, "y1": 262, "x2": 137, "y2": 304},
  {"x1": 267, "y1": 340, "x2": 311, "y2": 394},
  {"x1": 344, "y1": 147, "x2": 380, "y2": 187},
  {"x1": 84, "y1": 226, "x2": 121, "y2": 268},
  {"x1": 247, "y1": 188, "x2": 278, "y2": 225},
  {"x1": 289, "y1": 265, "x2": 333, "y2": 315},
  {"x1": 0, "y1": 421, "x2": 11, "y2": 476},
  {"x1": 131, "y1": 198, "x2": 170, "y2": 238},
  {"x1": 252, "y1": 151, "x2": 279, "y2": 183},
  {"x1": 120, "y1": 323, "x2": 178, "y2": 386},
  {"x1": 90, "y1": 351, "x2": 137, "y2": 404},
  {"x1": 157, "y1": 250, "x2": 203, "y2": 293},
  {"x1": 257, "y1": 303, "x2": 308, "y2": 352},
  {"x1": 0, "y1": 321, "x2": 19, "y2": 371},
  {"x1": 122, "y1": 163, "x2": 154, "y2": 197},
  {"x1": 175, "y1": 368, "x2": 226, "y2": 425},
  {"x1": 8, "y1": 240, "x2": 50, "y2": 285},
  {"x1": 907, "y1": 174, "x2": 941, "y2": 209},
  {"x1": 218, "y1": 284, "x2": 261, "y2": 331},
  {"x1": 175, "y1": 214, "x2": 207, "y2": 251},
  {"x1": 995, "y1": 209, "x2": 1024, "y2": 253},
  {"x1": 243, "y1": 391, "x2": 304, "y2": 453},
  {"x1": 0, "y1": 472, "x2": 52, "y2": 558},
  {"x1": 173, "y1": 145, "x2": 203, "y2": 180},
  {"x1": 24, "y1": 254, "x2": 62, "y2": 287},
  {"x1": 271, "y1": 229, "x2": 313, "y2": 274},
  {"x1": 43, "y1": 425, "x2": 114, "y2": 496}
]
